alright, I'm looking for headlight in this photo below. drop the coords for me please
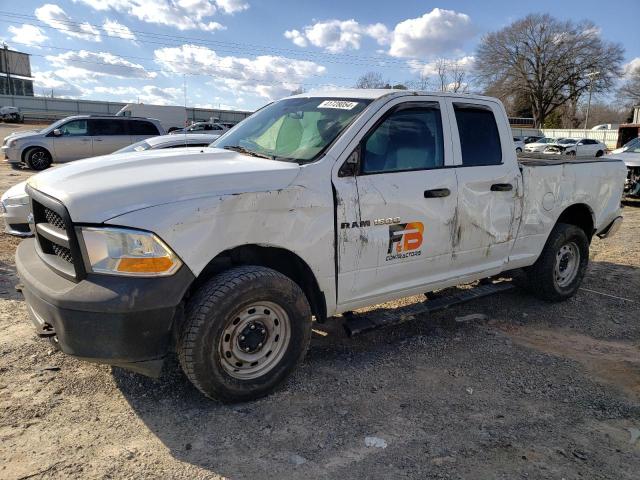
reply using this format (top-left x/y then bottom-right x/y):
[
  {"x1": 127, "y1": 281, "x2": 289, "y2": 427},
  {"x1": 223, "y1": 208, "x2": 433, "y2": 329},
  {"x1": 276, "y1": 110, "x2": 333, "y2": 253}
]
[
  {"x1": 79, "y1": 227, "x2": 182, "y2": 277},
  {"x1": 2, "y1": 195, "x2": 29, "y2": 206},
  {"x1": 6, "y1": 139, "x2": 17, "y2": 148}
]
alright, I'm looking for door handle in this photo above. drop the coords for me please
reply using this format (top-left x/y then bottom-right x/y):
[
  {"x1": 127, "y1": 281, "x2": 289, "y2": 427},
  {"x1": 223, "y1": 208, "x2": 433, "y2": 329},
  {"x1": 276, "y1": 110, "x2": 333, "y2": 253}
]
[
  {"x1": 81, "y1": 138, "x2": 91, "y2": 142},
  {"x1": 490, "y1": 183, "x2": 513, "y2": 192},
  {"x1": 94, "y1": 138, "x2": 103, "y2": 142},
  {"x1": 424, "y1": 188, "x2": 450, "y2": 198}
]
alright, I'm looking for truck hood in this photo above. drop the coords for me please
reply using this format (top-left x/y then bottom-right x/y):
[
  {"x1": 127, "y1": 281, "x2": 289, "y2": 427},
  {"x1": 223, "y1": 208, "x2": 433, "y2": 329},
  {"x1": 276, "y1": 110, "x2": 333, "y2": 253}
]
[{"x1": 27, "y1": 148, "x2": 301, "y2": 222}]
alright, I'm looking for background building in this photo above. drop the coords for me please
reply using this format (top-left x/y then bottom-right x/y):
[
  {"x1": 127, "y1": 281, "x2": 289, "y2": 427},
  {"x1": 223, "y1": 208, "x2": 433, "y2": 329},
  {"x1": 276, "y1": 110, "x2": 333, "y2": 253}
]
[{"x1": 0, "y1": 46, "x2": 34, "y2": 96}]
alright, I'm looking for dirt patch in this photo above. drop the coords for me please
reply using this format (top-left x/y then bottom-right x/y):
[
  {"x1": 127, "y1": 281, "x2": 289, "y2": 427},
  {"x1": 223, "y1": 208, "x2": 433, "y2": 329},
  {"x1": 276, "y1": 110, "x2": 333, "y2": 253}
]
[{"x1": 505, "y1": 326, "x2": 640, "y2": 400}]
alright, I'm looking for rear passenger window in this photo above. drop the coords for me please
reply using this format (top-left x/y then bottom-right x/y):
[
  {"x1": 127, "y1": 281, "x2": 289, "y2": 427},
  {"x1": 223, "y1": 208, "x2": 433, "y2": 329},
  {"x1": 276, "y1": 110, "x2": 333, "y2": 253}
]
[
  {"x1": 361, "y1": 106, "x2": 444, "y2": 174},
  {"x1": 129, "y1": 120, "x2": 160, "y2": 135},
  {"x1": 453, "y1": 104, "x2": 502, "y2": 166},
  {"x1": 89, "y1": 119, "x2": 127, "y2": 136}
]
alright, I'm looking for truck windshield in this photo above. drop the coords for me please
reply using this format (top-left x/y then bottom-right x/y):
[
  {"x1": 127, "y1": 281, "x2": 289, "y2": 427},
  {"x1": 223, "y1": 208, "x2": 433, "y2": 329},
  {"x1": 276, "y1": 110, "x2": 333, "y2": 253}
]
[{"x1": 213, "y1": 97, "x2": 372, "y2": 163}]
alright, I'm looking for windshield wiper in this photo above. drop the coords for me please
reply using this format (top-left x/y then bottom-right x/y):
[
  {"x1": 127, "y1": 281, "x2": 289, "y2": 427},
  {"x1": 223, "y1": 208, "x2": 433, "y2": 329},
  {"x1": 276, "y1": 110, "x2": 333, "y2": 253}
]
[{"x1": 222, "y1": 145, "x2": 275, "y2": 160}]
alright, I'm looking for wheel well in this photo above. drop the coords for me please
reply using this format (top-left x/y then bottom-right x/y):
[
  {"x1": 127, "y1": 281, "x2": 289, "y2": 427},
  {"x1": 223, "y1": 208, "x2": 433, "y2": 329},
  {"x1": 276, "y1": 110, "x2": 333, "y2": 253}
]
[
  {"x1": 556, "y1": 204, "x2": 595, "y2": 240},
  {"x1": 192, "y1": 245, "x2": 327, "y2": 322},
  {"x1": 21, "y1": 145, "x2": 51, "y2": 163}
]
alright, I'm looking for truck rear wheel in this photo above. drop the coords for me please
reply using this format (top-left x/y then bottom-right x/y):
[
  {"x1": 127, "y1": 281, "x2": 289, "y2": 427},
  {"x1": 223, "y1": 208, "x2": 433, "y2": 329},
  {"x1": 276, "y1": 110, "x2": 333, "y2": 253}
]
[
  {"x1": 525, "y1": 223, "x2": 589, "y2": 302},
  {"x1": 178, "y1": 265, "x2": 312, "y2": 402}
]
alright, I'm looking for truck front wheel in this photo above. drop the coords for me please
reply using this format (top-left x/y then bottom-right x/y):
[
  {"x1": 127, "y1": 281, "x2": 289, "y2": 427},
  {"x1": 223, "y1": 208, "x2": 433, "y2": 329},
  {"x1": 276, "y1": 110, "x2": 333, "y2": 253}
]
[
  {"x1": 525, "y1": 223, "x2": 589, "y2": 302},
  {"x1": 178, "y1": 265, "x2": 312, "y2": 402}
]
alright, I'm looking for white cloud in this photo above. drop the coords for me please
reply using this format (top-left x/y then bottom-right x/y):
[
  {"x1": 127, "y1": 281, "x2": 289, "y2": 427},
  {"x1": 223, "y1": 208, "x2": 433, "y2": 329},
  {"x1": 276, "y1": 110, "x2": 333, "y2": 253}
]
[
  {"x1": 33, "y1": 70, "x2": 86, "y2": 98},
  {"x1": 214, "y1": 0, "x2": 248, "y2": 14},
  {"x1": 8, "y1": 24, "x2": 48, "y2": 47},
  {"x1": 284, "y1": 9, "x2": 473, "y2": 57},
  {"x1": 284, "y1": 19, "x2": 390, "y2": 53},
  {"x1": 102, "y1": 19, "x2": 136, "y2": 41},
  {"x1": 92, "y1": 85, "x2": 182, "y2": 104},
  {"x1": 623, "y1": 57, "x2": 640, "y2": 76},
  {"x1": 35, "y1": 4, "x2": 102, "y2": 42},
  {"x1": 73, "y1": 0, "x2": 246, "y2": 31},
  {"x1": 46, "y1": 50, "x2": 156, "y2": 80},
  {"x1": 154, "y1": 44, "x2": 325, "y2": 99},
  {"x1": 284, "y1": 29, "x2": 307, "y2": 48},
  {"x1": 388, "y1": 8, "x2": 473, "y2": 58}
]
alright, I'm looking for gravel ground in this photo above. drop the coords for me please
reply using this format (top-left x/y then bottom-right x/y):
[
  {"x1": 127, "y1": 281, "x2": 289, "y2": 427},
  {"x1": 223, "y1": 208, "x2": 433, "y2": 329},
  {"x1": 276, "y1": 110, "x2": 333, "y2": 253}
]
[{"x1": 0, "y1": 135, "x2": 639, "y2": 479}]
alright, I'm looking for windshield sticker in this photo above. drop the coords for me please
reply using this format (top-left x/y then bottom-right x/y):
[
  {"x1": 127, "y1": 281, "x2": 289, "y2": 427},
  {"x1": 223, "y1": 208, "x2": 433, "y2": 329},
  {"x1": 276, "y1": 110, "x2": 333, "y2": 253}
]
[{"x1": 318, "y1": 100, "x2": 359, "y2": 110}]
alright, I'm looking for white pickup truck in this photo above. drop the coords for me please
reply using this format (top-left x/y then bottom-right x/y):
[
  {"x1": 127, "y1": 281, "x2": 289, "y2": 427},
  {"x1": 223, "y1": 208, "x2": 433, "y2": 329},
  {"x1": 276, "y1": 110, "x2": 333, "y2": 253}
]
[{"x1": 16, "y1": 90, "x2": 626, "y2": 402}]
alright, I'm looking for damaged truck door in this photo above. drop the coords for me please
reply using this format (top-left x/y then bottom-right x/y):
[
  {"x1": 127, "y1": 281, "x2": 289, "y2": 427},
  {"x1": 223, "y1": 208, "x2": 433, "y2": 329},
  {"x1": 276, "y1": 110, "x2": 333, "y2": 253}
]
[{"x1": 333, "y1": 98, "x2": 458, "y2": 308}]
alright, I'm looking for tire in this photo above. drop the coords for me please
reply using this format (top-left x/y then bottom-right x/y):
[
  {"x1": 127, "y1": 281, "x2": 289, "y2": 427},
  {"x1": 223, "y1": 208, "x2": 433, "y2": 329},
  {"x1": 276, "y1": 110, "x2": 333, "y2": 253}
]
[
  {"x1": 596, "y1": 150, "x2": 604, "y2": 157},
  {"x1": 178, "y1": 265, "x2": 312, "y2": 402},
  {"x1": 567, "y1": 151, "x2": 576, "y2": 156},
  {"x1": 25, "y1": 147, "x2": 52, "y2": 170},
  {"x1": 516, "y1": 147, "x2": 522, "y2": 153},
  {"x1": 525, "y1": 223, "x2": 589, "y2": 302}
]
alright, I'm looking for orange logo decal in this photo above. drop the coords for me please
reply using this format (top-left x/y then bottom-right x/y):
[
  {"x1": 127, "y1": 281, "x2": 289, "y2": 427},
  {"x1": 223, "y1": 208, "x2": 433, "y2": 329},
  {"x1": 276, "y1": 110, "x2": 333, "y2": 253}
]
[{"x1": 388, "y1": 222, "x2": 424, "y2": 256}]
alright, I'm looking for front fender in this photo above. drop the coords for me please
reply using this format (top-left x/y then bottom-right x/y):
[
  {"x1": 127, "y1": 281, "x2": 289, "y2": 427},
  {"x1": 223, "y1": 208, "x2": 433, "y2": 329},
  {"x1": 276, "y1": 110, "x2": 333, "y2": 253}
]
[{"x1": 105, "y1": 186, "x2": 336, "y2": 308}]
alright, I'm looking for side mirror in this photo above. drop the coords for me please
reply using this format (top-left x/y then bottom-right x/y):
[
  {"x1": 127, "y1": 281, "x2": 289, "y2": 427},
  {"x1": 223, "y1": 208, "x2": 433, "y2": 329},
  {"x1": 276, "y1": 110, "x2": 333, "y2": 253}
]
[
  {"x1": 339, "y1": 148, "x2": 360, "y2": 177},
  {"x1": 53, "y1": 129, "x2": 62, "y2": 137}
]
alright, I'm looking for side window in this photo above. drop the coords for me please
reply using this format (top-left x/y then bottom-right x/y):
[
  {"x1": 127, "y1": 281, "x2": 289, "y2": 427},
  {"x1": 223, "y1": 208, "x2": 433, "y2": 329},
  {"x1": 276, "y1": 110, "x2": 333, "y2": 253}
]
[
  {"x1": 60, "y1": 120, "x2": 88, "y2": 136},
  {"x1": 89, "y1": 119, "x2": 127, "y2": 136},
  {"x1": 453, "y1": 104, "x2": 502, "y2": 166},
  {"x1": 361, "y1": 106, "x2": 445, "y2": 174},
  {"x1": 129, "y1": 120, "x2": 160, "y2": 135}
]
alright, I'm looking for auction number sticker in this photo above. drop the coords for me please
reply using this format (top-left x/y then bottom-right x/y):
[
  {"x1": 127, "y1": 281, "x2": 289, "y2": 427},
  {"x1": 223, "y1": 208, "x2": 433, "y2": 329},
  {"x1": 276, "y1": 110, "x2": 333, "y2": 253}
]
[{"x1": 318, "y1": 100, "x2": 359, "y2": 110}]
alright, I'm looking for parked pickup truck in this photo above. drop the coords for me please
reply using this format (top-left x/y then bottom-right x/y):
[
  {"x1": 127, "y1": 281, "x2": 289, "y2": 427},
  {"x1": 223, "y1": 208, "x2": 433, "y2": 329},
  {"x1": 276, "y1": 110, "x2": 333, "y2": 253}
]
[{"x1": 16, "y1": 90, "x2": 626, "y2": 402}]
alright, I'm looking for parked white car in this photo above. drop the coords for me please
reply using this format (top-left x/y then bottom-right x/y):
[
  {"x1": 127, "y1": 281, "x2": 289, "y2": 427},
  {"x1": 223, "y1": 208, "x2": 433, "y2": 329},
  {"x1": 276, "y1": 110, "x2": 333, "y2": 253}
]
[
  {"x1": 1, "y1": 181, "x2": 31, "y2": 236},
  {"x1": 2, "y1": 115, "x2": 164, "y2": 170},
  {"x1": 16, "y1": 89, "x2": 626, "y2": 402},
  {"x1": 0, "y1": 106, "x2": 24, "y2": 123},
  {"x1": 114, "y1": 133, "x2": 220, "y2": 153},
  {"x1": 524, "y1": 137, "x2": 561, "y2": 153},
  {"x1": 170, "y1": 121, "x2": 229, "y2": 135},
  {"x1": 607, "y1": 137, "x2": 640, "y2": 197},
  {"x1": 544, "y1": 138, "x2": 607, "y2": 157},
  {"x1": 513, "y1": 136, "x2": 525, "y2": 152}
]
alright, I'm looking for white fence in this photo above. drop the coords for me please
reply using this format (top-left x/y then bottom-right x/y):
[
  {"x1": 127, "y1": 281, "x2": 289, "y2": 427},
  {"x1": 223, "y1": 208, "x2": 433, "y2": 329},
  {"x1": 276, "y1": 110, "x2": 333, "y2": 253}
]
[
  {"x1": 540, "y1": 129, "x2": 619, "y2": 149},
  {"x1": 510, "y1": 127, "x2": 620, "y2": 149},
  {"x1": 0, "y1": 94, "x2": 253, "y2": 124}
]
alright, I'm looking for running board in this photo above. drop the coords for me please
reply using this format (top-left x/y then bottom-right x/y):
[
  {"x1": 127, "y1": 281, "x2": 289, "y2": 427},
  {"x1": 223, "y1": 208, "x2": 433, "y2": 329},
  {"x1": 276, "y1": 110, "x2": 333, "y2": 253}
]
[{"x1": 343, "y1": 281, "x2": 515, "y2": 337}]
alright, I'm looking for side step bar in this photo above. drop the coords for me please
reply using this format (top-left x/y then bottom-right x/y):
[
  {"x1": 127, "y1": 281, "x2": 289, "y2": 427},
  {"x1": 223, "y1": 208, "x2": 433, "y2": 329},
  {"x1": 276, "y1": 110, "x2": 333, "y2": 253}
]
[{"x1": 343, "y1": 281, "x2": 515, "y2": 336}]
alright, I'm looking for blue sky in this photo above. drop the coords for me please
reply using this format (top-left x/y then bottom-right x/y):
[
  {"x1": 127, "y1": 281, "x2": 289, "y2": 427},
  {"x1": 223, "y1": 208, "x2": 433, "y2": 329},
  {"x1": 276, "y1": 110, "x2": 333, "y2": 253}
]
[{"x1": 1, "y1": 0, "x2": 639, "y2": 111}]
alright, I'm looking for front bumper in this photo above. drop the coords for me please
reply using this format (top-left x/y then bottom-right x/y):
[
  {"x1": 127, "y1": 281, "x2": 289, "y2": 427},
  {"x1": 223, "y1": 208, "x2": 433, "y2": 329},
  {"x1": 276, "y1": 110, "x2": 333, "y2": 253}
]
[
  {"x1": 2, "y1": 145, "x2": 19, "y2": 163},
  {"x1": 1, "y1": 200, "x2": 32, "y2": 236},
  {"x1": 16, "y1": 239, "x2": 195, "y2": 377}
]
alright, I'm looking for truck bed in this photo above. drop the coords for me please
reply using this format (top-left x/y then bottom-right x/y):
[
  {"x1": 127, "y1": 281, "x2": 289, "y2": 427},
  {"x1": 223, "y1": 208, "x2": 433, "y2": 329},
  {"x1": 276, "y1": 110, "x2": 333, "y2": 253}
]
[{"x1": 517, "y1": 152, "x2": 622, "y2": 167}]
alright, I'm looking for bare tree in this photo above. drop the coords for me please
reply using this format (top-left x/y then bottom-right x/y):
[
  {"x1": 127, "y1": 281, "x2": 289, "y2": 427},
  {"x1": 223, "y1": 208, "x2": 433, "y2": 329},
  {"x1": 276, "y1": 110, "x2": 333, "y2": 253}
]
[
  {"x1": 618, "y1": 65, "x2": 640, "y2": 106},
  {"x1": 408, "y1": 59, "x2": 469, "y2": 93},
  {"x1": 355, "y1": 71, "x2": 387, "y2": 89},
  {"x1": 474, "y1": 14, "x2": 624, "y2": 127}
]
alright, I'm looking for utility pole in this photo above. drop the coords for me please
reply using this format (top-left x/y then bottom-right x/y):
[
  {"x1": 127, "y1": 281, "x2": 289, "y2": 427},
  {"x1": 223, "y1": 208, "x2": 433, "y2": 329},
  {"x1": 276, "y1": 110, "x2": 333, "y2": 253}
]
[{"x1": 583, "y1": 71, "x2": 600, "y2": 130}]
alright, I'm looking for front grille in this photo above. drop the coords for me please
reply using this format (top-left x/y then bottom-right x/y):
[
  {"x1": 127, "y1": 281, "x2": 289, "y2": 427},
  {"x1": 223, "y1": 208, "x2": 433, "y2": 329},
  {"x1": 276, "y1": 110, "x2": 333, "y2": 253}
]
[
  {"x1": 28, "y1": 188, "x2": 85, "y2": 281},
  {"x1": 45, "y1": 208, "x2": 66, "y2": 230},
  {"x1": 52, "y1": 244, "x2": 73, "y2": 263}
]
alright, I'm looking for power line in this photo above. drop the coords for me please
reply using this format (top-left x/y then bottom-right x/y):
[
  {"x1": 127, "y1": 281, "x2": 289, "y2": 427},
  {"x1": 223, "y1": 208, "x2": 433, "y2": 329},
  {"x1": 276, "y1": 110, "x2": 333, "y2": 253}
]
[
  {"x1": 0, "y1": 11, "x2": 413, "y2": 68},
  {"x1": 9, "y1": 40, "x2": 378, "y2": 84}
]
